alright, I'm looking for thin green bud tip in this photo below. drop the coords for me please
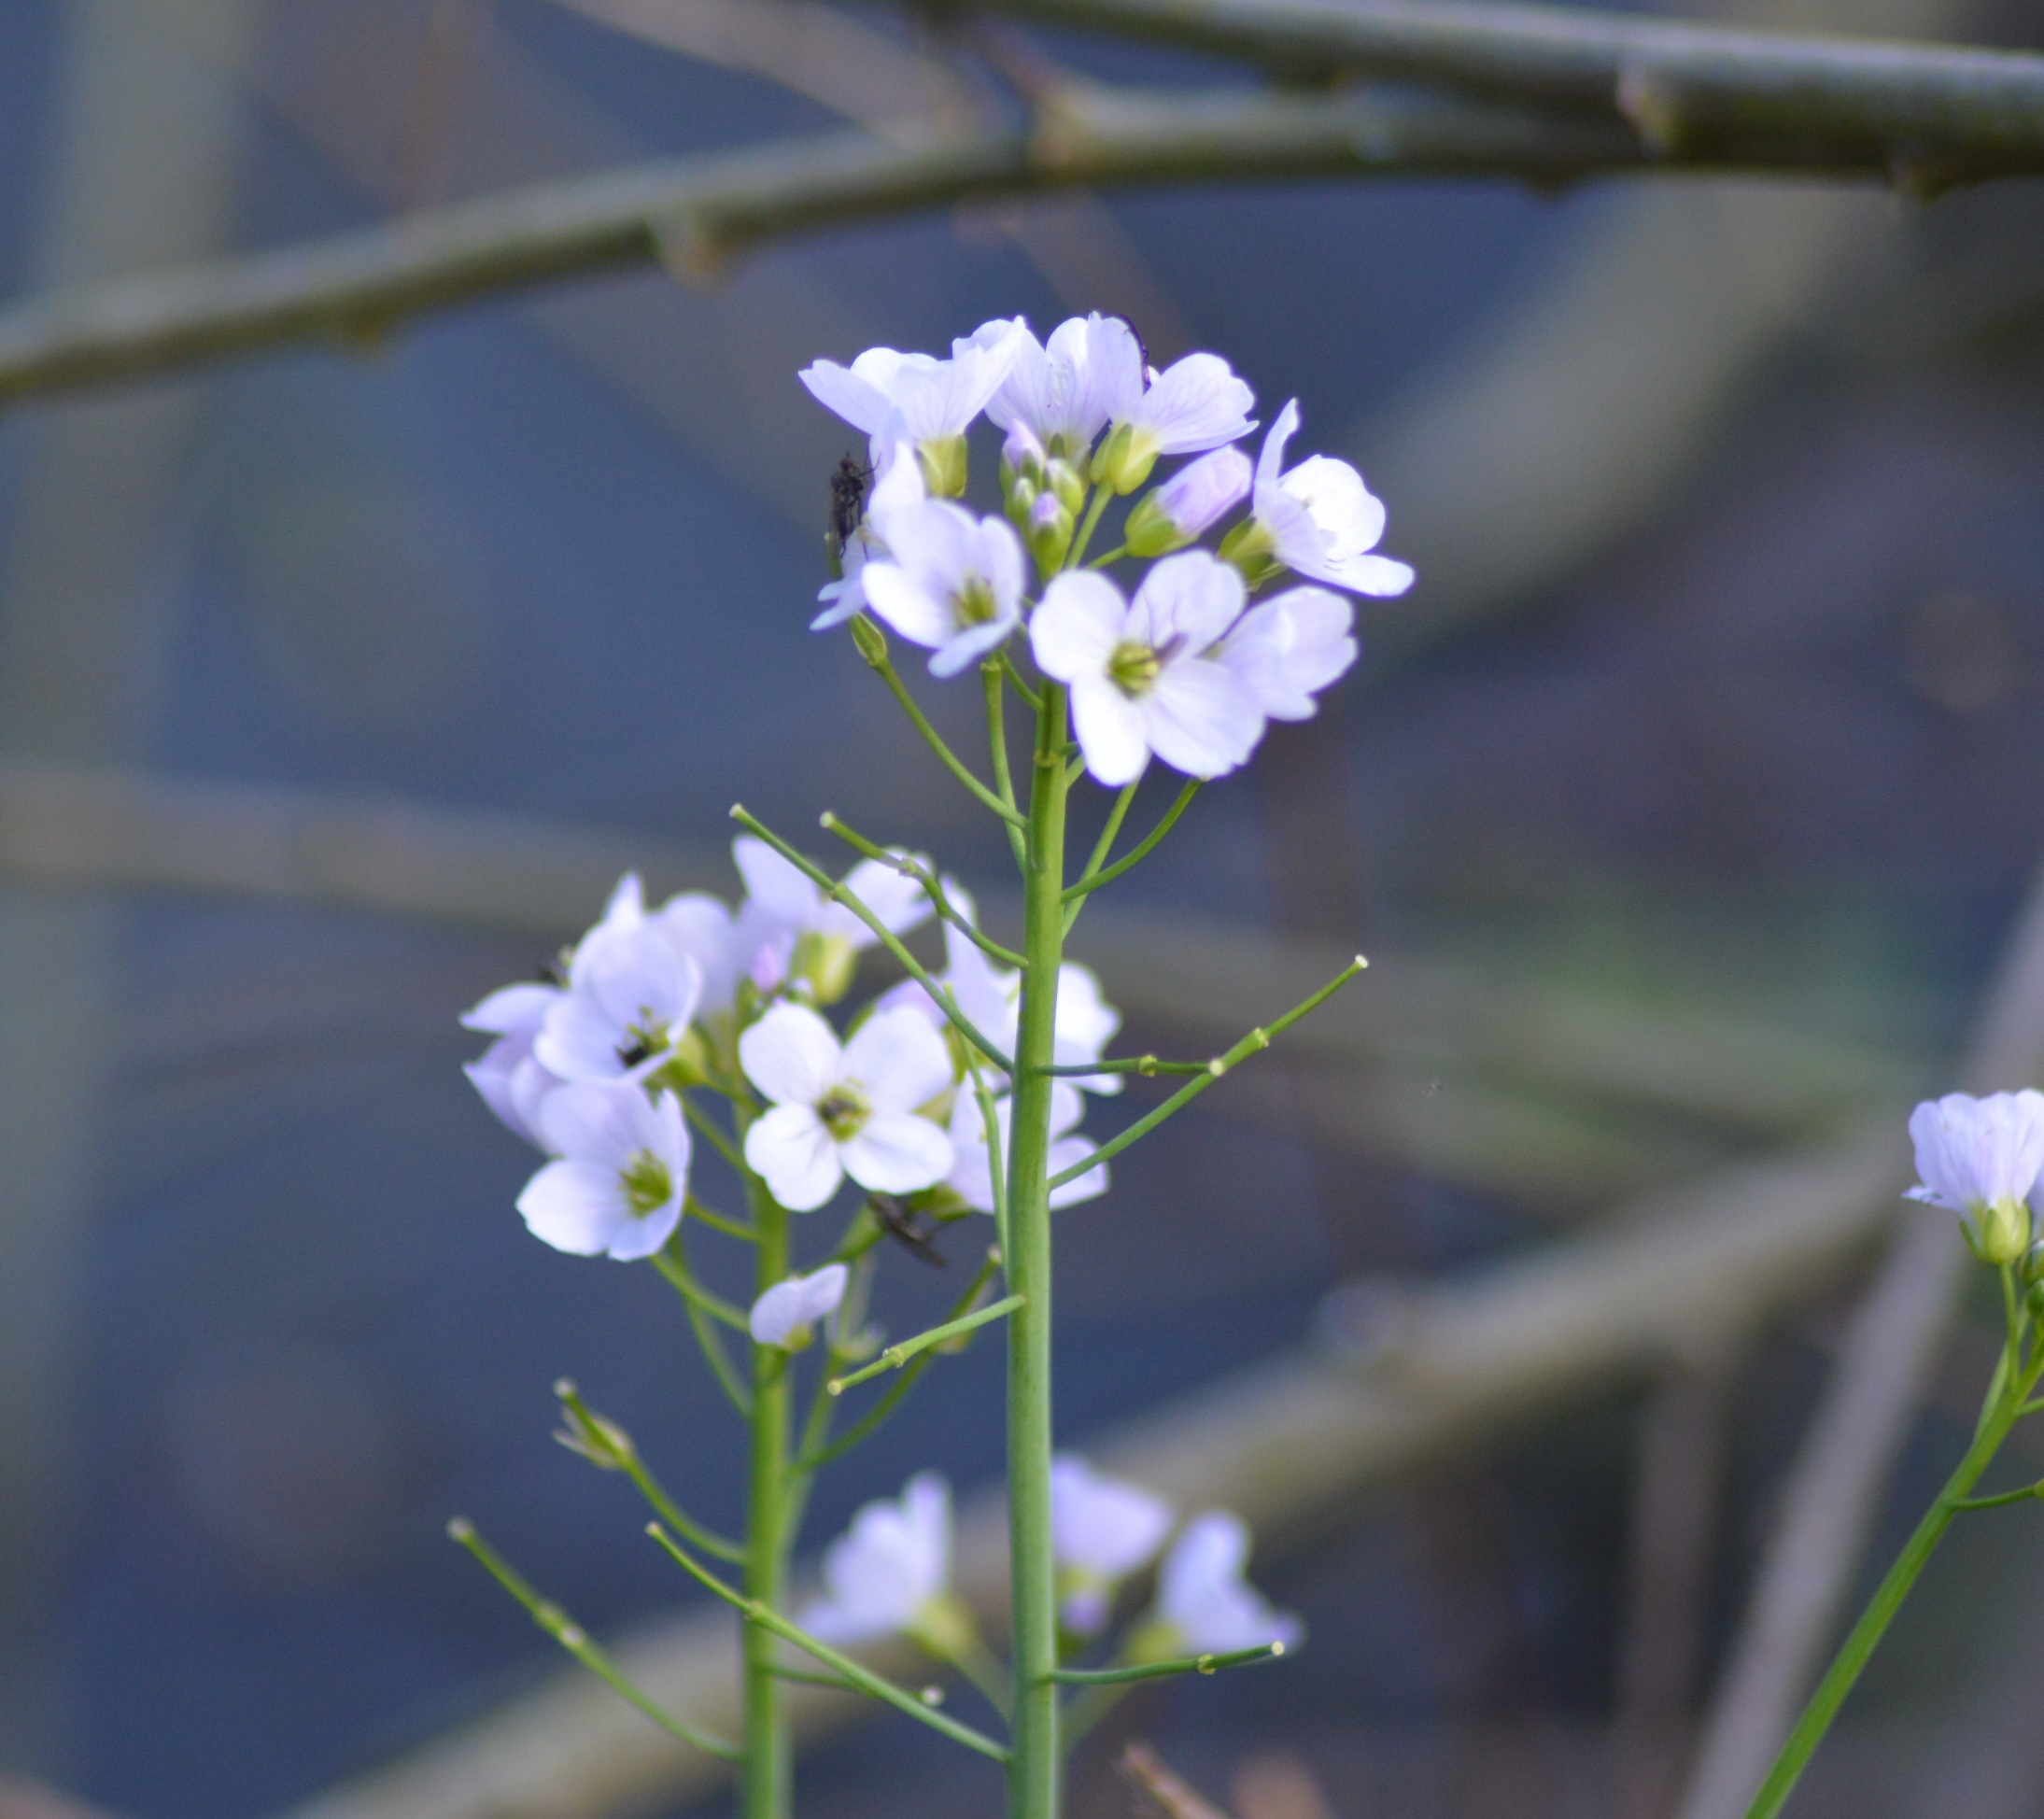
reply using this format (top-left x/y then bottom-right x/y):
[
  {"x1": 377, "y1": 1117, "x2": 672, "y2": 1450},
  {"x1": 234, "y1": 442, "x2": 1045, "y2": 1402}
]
[
  {"x1": 920, "y1": 1685, "x2": 945, "y2": 1706},
  {"x1": 554, "y1": 1376, "x2": 576, "y2": 1398},
  {"x1": 826, "y1": 1378, "x2": 846, "y2": 1397},
  {"x1": 819, "y1": 811, "x2": 838, "y2": 829},
  {"x1": 447, "y1": 1517, "x2": 474, "y2": 1542}
]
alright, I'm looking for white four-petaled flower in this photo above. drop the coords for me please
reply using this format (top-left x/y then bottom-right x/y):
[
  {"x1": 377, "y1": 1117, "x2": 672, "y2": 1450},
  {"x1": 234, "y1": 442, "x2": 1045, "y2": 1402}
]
[
  {"x1": 969, "y1": 313, "x2": 1135, "y2": 463},
  {"x1": 1032, "y1": 551, "x2": 1263, "y2": 786},
  {"x1": 749, "y1": 1262, "x2": 851, "y2": 1348},
  {"x1": 1153, "y1": 1511, "x2": 1303, "y2": 1654},
  {"x1": 861, "y1": 487, "x2": 1026, "y2": 677},
  {"x1": 800, "y1": 1471, "x2": 954, "y2": 1645},
  {"x1": 1052, "y1": 1455, "x2": 1175, "y2": 1635},
  {"x1": 536, "y1": 920, "x2": 704, "y2": 1083},
  {"x1": 798, "y1": 333, "x2": 1023, "y2": 493},
  {"x1": 516, "y1": 1079, "x2": 691, "y2": 1261},
  {"x1": 740, "y1": 1003, "x2": 954, "y2": 1211},
  {"x1": 1233, "y1": 400, "x2": 1414, "y2": 597},
  {"x1": 1908, "y1": 1090, "x2": 2044, "y2": 1265}
]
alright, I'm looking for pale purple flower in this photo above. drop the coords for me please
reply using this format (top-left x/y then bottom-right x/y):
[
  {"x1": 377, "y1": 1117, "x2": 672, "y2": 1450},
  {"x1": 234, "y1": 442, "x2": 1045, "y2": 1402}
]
[
  {"x1": 1053, "y1": 1455, "x2": 1175, "y2": 1635},
  {"x1": 733, "y1": 836, "x2": 931, "y2": 953},
  {"x1": 799, "y1": 333, "x2": 1024, "y2": 490},
  {"x1": 1093, "y1": 346, "x2": 1257, "y2": 494},
  {"x1": 1214, "y1": 585, "x2": 1358, "y2": 721},
  {"x1": 516, "y1": 1079, "x2": 690, "y2": 1261},
  {"x1": 749, "y1": 1263, "x2": 851, "y2": 1348},
  {"x1": 740, "y1": 1004, "x2": 954, "y2": 1211},
  {"x1": 800, "y1": 1472, "x2": 953, "y2": 1645},
  {"x1": 1234, "y1": 400, "x2": 1413, "y2": 596},
  {"x1": 1908, "y1": 1090, "x2": 2044, "y2": 1264},
  {"x1": 860, "y1": 490, "x2": 1025, "y2": 678},
  {"x1": 1153, "y1": 1512, "x2": 1302, "y2": 1654},
  {"x1": 1032, "y1": 552, "x2": 1264, "y2": 786},
  {"x1": 969, "y1": 313, "x2": 1135, "y2": 462},
  {"x1": 534, "y1": 921, "x2": 704, "y2": 1083},
  {"x1": 1124, "y1": 446, "x2": 1254, "y2": 557}
]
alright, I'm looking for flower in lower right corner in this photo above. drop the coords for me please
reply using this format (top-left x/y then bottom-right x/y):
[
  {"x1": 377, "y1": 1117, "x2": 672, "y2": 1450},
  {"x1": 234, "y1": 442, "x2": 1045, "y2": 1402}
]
[
  {"x1": 1908, "y1": 1089, "x2": 2044, "y2": 1266},
  {"x1": 1141, "y1": 1511, "x2": 1302, "y2": 1657}
]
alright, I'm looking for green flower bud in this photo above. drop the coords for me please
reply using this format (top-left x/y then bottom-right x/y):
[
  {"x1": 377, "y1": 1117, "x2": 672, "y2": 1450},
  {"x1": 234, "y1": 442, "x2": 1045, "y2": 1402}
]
[
  {"x1": 1044, "y1": 456, "x2": 1086, "y2": 516},
  {"x1": 2023, "y1": 1239, "x2": 2044, "y2": 1289},
  {"x1": 1122, "y1": 489, "x2": 1191, "y2": 558},
  {"x1": 1005, "y1": 472, "x2": 1039, "y2": 532},
  {"x1": 1218, "y1": 515, "x2": 1283, "y2": 588},
  {"x1": 848, "y1": 612, "x2": 889, "y2": 667},
  {"x1": 792, "y1": 931, "x2": 859, "y2": 1005},
  {"x1": 1025, "y1": 492, "x2": 1075, "y2": 577},
  {"x1": 1964, "y1": 1195, "x2": 2032, "y2": 1268},
  {"x1": 553, "y1": 1382, "x2": 635, "y2": 1471},
  {"x1": 916, "y1": 434, "x2": 969, "y2": 499},
  {"x1": 1089, "y1": 422, "x2": 1159, "y2": 496}
]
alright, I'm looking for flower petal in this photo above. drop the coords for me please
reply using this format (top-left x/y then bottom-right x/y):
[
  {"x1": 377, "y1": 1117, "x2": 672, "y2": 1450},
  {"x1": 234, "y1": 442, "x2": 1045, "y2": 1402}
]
[
  {"x1": 845, "y1": 1007, "x2": 957, "y2": 1111},
  {"x1": 1032, "y1": 571, "x2": 1127, "y2": 683},
  {"x1": 740, "y1": 1002, "x2": 845, "y2": 1107},
  {"x1": 734, "y1": 835, "x2": 823, "y2": 930},
  {"x1": 841, "y1": 1111, "x2": 954, "y2": 1195},
  {"x1": 1141, "y1": 659, "x2": 1264, "y2": 780},
  {"x1": 799, "y1": 360, "x2": 893, "y2": 435},
  {"x1": 1069, "y1": 676, "x2": 1152, "y2": 787},
  {"x1": 516, "y1": 1160, "x2": 627, "y2": 1257},
  {"x1": 744, "y1": 1104, "x2": 844, "y2": 1211}
]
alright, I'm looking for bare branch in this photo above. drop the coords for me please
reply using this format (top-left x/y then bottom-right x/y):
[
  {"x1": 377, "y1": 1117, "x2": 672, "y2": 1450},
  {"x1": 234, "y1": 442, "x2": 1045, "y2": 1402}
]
[
  {"x1": 1, "y1": 55, "x2": 2039, "y2": 409},
  {"x1": 975, "y1": 0, "x2": 2044, "y2": 188}
]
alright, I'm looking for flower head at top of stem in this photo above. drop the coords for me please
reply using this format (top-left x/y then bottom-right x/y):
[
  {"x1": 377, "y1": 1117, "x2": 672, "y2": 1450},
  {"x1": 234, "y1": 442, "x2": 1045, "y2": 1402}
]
[
  {"x1": 1908, "y1": 1089, "x2": 2044, "y2": 1267},
  {"x1": 515, "y1": 1079, "x2": 691, "y2": 1262},
  {"x1": 739, "y1": 1003, "x2": 954, "y2": 1212}
]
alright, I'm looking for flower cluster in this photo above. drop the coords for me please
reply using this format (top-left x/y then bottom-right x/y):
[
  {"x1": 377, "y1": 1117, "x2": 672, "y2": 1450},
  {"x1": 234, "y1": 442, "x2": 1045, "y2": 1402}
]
[
  {"x1": 800, "y1": 313, "x2": 1410, "y2": 785},
  {"x1": 461, "y1": 840, "x2": 1120, "y2": 1257},
  {"x1": 800, "y1": 1458, "x2": 1299, "y2": 1662}
]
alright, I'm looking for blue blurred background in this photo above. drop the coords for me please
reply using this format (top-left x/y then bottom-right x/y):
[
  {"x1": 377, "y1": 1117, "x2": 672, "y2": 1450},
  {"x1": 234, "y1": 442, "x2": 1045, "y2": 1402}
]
[{"x1": 1, "y1": 2, "x2": 2042, "y2": 1816}]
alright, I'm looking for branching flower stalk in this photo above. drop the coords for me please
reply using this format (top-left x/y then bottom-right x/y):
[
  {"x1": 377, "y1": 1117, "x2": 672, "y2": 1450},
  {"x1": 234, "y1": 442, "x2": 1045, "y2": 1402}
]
[
  {"x1": 1745, "y1": 1090, "x2": 2044, "y2": 1819},
  {"x1": 455, "y1": 310, "x2": 1385, "y2": 1816}
]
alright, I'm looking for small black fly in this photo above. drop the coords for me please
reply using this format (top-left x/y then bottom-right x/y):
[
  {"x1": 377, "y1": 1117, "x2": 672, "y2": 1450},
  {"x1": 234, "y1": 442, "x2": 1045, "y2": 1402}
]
[
  {"x1": 868, "y1": 1193, "x2": 947, "y2": 1269},
  {"x1": 615, "y1": 1036, "x2": 656, "y2": 1070},
  {"x1": 827, "y1": 452, "x2": 873, "y2": 567}
]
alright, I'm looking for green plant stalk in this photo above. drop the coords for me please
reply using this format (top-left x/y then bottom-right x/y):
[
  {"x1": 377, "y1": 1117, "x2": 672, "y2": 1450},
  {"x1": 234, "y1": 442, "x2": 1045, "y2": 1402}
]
[
  {"x1": 1745, "y1": 1314, "x2": 2038, "y2": 1819},
  {"x1": 742, "y1": 1176, "x2": 795, "y2": 1819},
  {"x1": 1006, "y1": 678, "x2": 1071, "y2": 1819}
]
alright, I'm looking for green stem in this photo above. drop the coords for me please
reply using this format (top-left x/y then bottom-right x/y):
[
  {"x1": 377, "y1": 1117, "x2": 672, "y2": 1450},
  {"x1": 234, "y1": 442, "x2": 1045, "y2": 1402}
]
[
  {"x1": 1061, "y1": 781, "x2": 1199, "y2": 912},
  {"x1": 820, "y1": 811, "x2": 1025, "y2": 966},
  {"x1": 1744, "y1": 1372, "x2": 2026, "y2": 1819},
  {"x1": 1006, "y1": 680, "x2": 1071, "y2": 1818},
  {"x1": 987, "y1": 662, "x2": 1031, "y2": 871},
  {"x1": 1066, "y1": 488, "x2": 1112, "y2": 569},
  {"x1": 826, "y1": 1294, "x2": 1023, "y2": 1393},
  {"x1": 866, "y1": 652, "x2": 1029, "y2": 828},
  {"x1": 742, "y1": 1180, "x2": 795, "y2": 1819},
  {"x1": 1047, "y1": 955, "x2": 1366, "y2": 1192}
]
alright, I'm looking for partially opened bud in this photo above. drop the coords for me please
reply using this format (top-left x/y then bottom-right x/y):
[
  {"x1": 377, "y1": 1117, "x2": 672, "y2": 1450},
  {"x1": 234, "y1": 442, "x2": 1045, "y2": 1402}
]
[
  {"x1": 1026, "y1": 492, "x2": 1075, "y2": 576},
  {"x1": 848, "y1": 612, "x2": 889, "y2": 667},
  {"x1": 1044, "y1": 457, "x2": 1086, "y2": 516},
  {"x1": 1001, "y1": 420, "x2": 1046, "y2": 493},
  {"x1": 1124, "y1": 446, "x2": 1253, "y2": 557}
]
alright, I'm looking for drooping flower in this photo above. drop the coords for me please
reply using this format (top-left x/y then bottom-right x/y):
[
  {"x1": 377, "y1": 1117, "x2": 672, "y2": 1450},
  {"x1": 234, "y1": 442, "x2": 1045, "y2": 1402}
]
[
  {"x1": 1122, "y1": 445, "x2": 1254, "y2": 558},
  {"x1": 1032, "y1": 552, "x2": 1264, "y2": 786},
  {"x1": 1052, "y1": 1455, "x2": 1175, "y2": 1635},
  {"x1": 798, "y1": 331, "x2": 1024, "y2": 495},
  {"x1": 463, "y1": 1028, "x2": 560, "y2": 1150},
  {"x1": 859, "y1": 490, "x2": 1026, "y2": 678},
  {"x1": 969, "y1": 313, "x2": 1135, "y2": 465},
  {"x1": 516, "y1": 1079, "x2": 691, "y2": 1261},
  {"x1": 740, "y1": 1003, "x2": 954, "y2": 1211},
  {"x1": 1149, "y1": 1511, "x2": 1302, "y2": 1654},
  {"x1": 749, "y1": 1262, "x2": 851, "y2": 1349},
  {"x1": 1214, "y1": 585, "x2": 1359, "y2": 721},
  {"x1": 800, "y1": 1472, "x2": 969, "y2": 1651},
  {"x1": 535, "y1": 920, "x2": 704, "y2": 1084},
  {"x1": 1222, "y1": 400, "x2": 1414, "y2": 597},
  {"x1": 1092, "y1": 349, "x2": 1257, "y2": 495},
  {"x1": 947, "y1": 1081, "x2": 1107, "y2": 1214},
  {"x1": 1909, "y1": 1090, "x2": 2044, "y2": 1265}
]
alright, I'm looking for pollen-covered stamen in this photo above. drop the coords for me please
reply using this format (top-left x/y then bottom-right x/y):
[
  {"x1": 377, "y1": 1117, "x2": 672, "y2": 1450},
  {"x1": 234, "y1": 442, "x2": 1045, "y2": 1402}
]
[
  {"x1": 1107, "y1": 633, "x2": 1184, "y2": 698},
  {"x1": 618, "y1": 1148, "x2": 675, "y2": 1218},
  {"x1": 816, "y1": 1082, "x2": 872, "y2": 1141}
]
